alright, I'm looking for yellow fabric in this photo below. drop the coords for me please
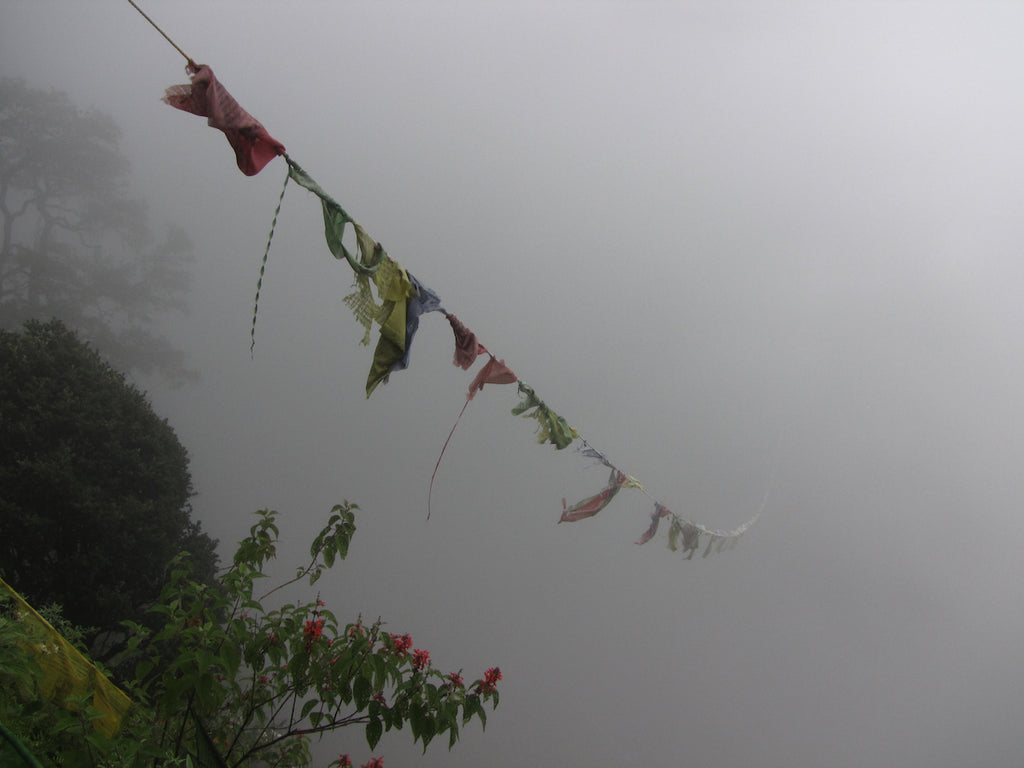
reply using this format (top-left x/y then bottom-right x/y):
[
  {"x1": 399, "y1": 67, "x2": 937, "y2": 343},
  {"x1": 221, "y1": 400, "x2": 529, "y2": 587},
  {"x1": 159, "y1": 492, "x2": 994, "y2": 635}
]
[
  {"x1": 366, "y1": 260, "x2": 416, "y2": 396},
  {"x1": 0, "y1": 578, "x2": 131, "y2": 738}
]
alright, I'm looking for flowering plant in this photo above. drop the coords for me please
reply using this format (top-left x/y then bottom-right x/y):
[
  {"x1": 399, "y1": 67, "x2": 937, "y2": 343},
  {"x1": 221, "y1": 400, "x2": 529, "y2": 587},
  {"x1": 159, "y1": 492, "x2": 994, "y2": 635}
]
[{"x1": 117, "y1": 504, "x2": 501, "y2": 766}]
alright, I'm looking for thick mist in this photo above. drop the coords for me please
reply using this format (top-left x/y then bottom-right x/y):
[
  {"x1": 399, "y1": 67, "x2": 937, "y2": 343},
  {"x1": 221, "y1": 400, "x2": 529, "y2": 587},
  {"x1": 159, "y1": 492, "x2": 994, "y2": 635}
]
[{"x1": 4, "y1": 2, "x2": 1024, "y2": 766}]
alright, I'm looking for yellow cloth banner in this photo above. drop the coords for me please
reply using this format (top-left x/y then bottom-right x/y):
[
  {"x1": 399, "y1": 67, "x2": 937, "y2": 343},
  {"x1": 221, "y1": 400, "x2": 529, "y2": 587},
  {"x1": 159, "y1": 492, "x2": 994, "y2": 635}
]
[{"x1": 0, "y1": 578, "x2": 131, "y2": 738}]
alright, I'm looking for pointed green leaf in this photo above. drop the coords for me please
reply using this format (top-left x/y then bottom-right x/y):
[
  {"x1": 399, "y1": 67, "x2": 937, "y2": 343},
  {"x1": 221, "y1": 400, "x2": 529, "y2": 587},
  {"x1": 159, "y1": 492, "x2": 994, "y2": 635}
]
[{"x1": 366, "y1": 717, "x2": 383, "y2": 750}]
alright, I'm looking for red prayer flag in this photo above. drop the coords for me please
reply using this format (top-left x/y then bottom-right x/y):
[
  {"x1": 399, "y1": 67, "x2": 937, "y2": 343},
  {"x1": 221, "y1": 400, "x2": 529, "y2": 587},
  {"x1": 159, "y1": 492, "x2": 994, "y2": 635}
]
[
  {"x1": 635, "y1": 502, "x2": 672, "y2": 544},
  {"x1": 446, "y1": 313, "x2": 487, "y2": 370},
  {"x1": 467, "y1": 355, "x2": 517, "y2": 401},
  {"x1": 163, "y1": 64, "x2": 285, "y2": 176},
  {"x1": 559, "y1": 471, "x2": 628, "y2": 523}
]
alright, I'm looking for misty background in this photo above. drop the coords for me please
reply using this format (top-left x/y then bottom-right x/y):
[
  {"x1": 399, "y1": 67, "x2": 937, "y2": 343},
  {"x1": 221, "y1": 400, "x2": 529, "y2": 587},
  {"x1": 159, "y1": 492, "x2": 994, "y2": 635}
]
[{"x1": 5, "y1": 2, "x2": 1024, "y2": 766}]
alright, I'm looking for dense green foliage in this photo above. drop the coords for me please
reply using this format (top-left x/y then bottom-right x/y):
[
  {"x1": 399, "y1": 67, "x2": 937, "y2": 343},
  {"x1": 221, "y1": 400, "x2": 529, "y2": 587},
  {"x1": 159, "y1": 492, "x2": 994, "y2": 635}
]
[
  {"x1": 0, "y1": 505, "x2": 500, "y2": 767},
  {"x1": 0, "y1": 78, "x2": 193, "y2": 384},
  {"x1": 0, "y1": 319, "x2": 217, "y2": 633}
]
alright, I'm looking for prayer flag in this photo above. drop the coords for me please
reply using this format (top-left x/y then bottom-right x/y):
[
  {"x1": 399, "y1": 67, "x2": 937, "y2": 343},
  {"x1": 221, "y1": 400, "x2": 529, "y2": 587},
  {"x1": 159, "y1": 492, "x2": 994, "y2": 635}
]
[{"x1": 164, "y1": 64, "x2": 285, "y2": 176}]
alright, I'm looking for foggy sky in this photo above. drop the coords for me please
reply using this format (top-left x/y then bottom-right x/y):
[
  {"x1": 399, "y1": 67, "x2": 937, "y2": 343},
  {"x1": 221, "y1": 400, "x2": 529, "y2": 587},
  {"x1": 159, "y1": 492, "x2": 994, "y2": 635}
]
[{"x1": 5, "y1": 2, "x2": 1024, "y2": 766}]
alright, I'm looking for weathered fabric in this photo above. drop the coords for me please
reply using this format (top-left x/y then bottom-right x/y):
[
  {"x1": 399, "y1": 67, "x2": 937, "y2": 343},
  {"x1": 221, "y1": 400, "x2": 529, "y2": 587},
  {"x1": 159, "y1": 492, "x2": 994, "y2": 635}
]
[
  {"x1": 467, "y1": 355, "x2": 518, "y2": 400},
  {"x1": 163, "y1": 64, "x2": 285, "y2": 175},
  {"x1": 286, "y1": 160, "x2": 385, "y2": 278},
  {"x1": 366, "y1": 262, "x2": 417, "y2": 396},
  {"x1": 446, "y1": 313, "x2": 487, "y2": 370},
  {"x1": 511, "y1": 383, "x2": 577, "y2": 449},
  {"x1": 667, "y1": 517, "x2": 702, "y2": 558},
  {"x1": 0, "y1": 578, "x2": 131, "y2": 739},
  {"x1": 635, "y1": 502, "x2": 673, "y2": 545},
  {"x1": 560, "y1": 469, "x2": 628, "y2": 523},
  {"x1": 395, "y1": 273, "x2": 444, "y2": 372}
]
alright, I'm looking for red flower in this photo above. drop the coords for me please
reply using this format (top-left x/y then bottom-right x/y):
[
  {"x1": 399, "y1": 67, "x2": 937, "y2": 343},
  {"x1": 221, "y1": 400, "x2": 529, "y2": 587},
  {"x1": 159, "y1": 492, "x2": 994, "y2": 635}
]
[
  {"x1": 304, "y1": 618, "x2": 325, "y2": 646},
  {"x1": 388, "y1": 633, "x2": 412, "y2": 657},
  {"x1": 412, "y1": 648, "x2": 430, "y2": 671},
  {"x1": 447, "y1": 671, "x2": 464, "y2": 688},
  {"x1": 361, "y1": 758, "x2": 384, "y2": 768},
  {"x1": 337, "y1": 756, "x2": 353, "y2": 768},
  {"x1": 477, "y1": 666, "x2": 502, "y2": 694}
]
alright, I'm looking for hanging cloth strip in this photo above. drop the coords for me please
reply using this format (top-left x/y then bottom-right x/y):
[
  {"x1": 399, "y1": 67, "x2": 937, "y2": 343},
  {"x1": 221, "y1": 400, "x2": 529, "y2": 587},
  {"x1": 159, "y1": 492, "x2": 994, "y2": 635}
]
[{"x1": 163, "y1": 64, "x2": 285, "y2": 176}]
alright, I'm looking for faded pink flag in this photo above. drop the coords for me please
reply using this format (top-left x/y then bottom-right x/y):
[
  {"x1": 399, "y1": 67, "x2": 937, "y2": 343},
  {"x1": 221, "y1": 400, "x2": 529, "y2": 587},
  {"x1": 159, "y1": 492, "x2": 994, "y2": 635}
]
[
  {"x1": 635, "y1": 502, "x2": 672, "y2": 544},
  {"x1": 446, "y1": 313, "x2": 487, "y2": 370},
  {"x1": 163, "y1": 64, "x2": 285, "y2": 176},
  {"x1": 466, "y1": 355, "x2": 517, "y2": 401},
  {"x1": 559, "y1": 471, "x2": 628, "y2": 523}
]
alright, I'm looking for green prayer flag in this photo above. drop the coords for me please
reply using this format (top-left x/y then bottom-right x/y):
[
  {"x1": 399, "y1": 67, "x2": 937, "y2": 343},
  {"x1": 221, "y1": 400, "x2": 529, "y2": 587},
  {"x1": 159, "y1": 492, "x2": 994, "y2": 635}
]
[{"x1": 511, "y1": 383, "x2": 577, "y2": 449}]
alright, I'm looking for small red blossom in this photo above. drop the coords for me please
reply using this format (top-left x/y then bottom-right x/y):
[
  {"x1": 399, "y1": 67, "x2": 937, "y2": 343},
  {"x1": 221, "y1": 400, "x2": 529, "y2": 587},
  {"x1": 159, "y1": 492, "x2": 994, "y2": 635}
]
[
  {"x1": 372, "y1": 692, "x2": 387, "y2": 706},
  {"x1": 447, "y1": 671, "x2": 464, "y2": 688},
  {"x1": 361, "y1": 758, "x2": 384, "y2": 768},
  {"x1": 337, "y1": 756, "x2": 353, "y2": 768},
  {"x1": 316, "y1": 598, "x2": 326, "y2": 607},
  {"x1": 412, "y1": 648, "x2": 430, "y2": 671}
]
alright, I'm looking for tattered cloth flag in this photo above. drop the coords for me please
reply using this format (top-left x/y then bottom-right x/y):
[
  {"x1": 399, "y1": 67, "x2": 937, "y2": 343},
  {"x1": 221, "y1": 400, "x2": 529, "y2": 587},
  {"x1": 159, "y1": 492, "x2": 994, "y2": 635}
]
[
  {"x1": 0, "y1": 578, "x2": 132, "y2": 739},
  {"x1": 163, "y1": 64, "x2": 285, "y2": 175},
  {"x1": 560, "y1": 469, "x2": 631, "y2": 523},
  {"x1": 366, "y1": 268, "x2": 444, "y2": 396},
  {"x1": 447, "y1": 313, "x2": 487, "y2": 370},
  {"x1": 511, "y1": 383, "x2": 577, "y2": 449}
]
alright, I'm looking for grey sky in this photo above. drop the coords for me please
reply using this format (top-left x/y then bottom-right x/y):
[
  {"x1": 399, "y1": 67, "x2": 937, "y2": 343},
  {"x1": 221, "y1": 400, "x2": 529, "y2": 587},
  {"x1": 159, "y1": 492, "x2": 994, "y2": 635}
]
[{"x1": 5, "y1": 2, "x2": 1024, "y2": 766}]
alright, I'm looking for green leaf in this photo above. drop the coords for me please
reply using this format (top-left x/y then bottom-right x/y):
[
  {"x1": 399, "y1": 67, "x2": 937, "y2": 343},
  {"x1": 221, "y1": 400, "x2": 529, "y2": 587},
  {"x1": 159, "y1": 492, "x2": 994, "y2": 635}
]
[
  {"x1": 300, "y1": 698, "x2": 318, "y2": 720},
  {"x1": 353, "y1": 673, "x2": 371, "y2": 709},
  {"x1": 448, "y1": 720, "x2": 460, "y2": 749},
  {"x1": 366, "y1": 717, "x2": 383, "y2": 750},
  {"x1": 221, "y1": 640, "x2": 240, "y2": 678}
]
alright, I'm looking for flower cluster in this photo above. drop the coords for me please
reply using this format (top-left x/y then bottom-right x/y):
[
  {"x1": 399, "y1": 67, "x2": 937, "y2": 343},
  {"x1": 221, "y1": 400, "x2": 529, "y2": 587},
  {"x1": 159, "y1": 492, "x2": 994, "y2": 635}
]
[
  {"x1": 336, "y1": 756, "x2": 353, "y2": 768},
  {"x1": 477, "y1": 666, "x2": 502, "y2": 694},
  {"x1": 303, "y1": 618, "x2": 325, "y2": 647},
  {"x1": 447, "y1": 671, "x2": 464, "y2": 688},
  {"x1": 388, "y1": 633, "x2": 412, "y2": 657},
  {"x1": 362, "y1": 759, "x2": 384, "y2": 768},
  {"x1": 412, "y1": 648, "x2": 430, "y2": 671}
]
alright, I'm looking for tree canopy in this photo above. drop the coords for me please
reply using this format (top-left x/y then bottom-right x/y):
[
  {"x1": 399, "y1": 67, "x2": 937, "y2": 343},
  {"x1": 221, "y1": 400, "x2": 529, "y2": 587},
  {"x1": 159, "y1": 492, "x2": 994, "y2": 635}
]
[
  {"x1": 0, "y1": 319, "x2": 216, "y2": 633},
  {"x1": 0, "y1": 79, "x2": 194, "y2": 384}
]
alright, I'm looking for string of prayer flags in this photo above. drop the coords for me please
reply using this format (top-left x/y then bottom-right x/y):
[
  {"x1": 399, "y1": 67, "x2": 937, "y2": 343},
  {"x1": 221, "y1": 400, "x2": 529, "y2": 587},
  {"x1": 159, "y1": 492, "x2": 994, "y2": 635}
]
[
  {"x1": 157, "y1": 60, "x2": 762, "y2": 558},
  {"x1": 163, "y1": 64, "x2": 285, "y2": 176}
]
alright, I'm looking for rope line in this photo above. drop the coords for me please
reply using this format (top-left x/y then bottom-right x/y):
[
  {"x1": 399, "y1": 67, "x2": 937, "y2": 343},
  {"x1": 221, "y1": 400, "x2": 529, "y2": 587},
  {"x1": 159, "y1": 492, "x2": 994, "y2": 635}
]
[
  {"x1": 126, "y1": 0, "x2": 196, "y2": 67},
  {"x1": 251, "y1": 166, "x2": 291, "y2": 356}
]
